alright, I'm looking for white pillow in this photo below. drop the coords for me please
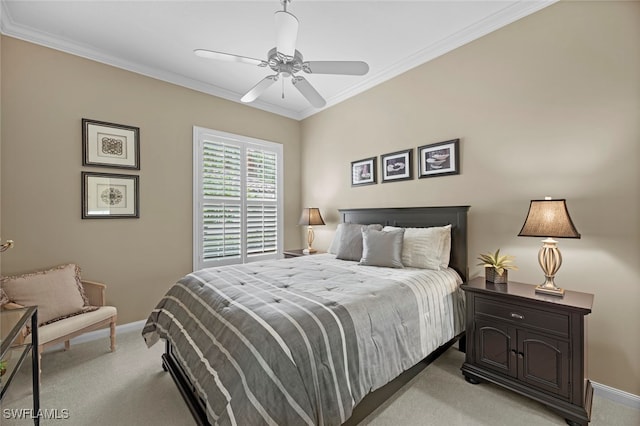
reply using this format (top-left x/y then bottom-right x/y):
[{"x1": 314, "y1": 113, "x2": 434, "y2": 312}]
[{"x1": 383, "y1": 225, "x2": 451, "y2": 270}]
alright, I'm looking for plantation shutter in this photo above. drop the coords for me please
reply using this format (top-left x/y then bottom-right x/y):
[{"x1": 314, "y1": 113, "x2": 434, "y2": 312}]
[
  {"x1": 201, "y1": 141, "x2": 242, "y2": 261},
  {"x1": 194, "y1": 127, "x2": 283, "y2": 269},
  {"x1": 246, "y1": 148, "x2": 278, "y2": 256}
]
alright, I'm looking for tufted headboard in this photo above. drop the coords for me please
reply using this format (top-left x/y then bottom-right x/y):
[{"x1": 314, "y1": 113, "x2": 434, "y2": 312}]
[{"x1": 338, "y1": 206, "x2": 470, "y2": 282}]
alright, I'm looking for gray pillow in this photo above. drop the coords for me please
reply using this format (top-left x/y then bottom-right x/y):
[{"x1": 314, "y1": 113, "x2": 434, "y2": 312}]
[
  {"x1": 335, "y1": 223, "x2": 383, "y2": 261},
  {"x1": 327, "y1": 223, "x2": 344, "y2": 255},
  {"x1": 360, "y1": 228, "x2": 405, "y2": 268}
]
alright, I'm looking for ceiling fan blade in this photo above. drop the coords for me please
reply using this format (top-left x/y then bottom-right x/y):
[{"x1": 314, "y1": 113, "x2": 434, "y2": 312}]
[
  {"x1": 303, "y1": 61, "x2": 369, "y2": 76},
  {"x1": 241, "y1": 75, "x2": 279, "y2": 103},
  {"x1": 292, "y1": 76, "x2": 326, "y2": 108},
  {"x1": 194, "y1": 49, "x2": 267, "y2": 67},
  {"x1": 274, "y1": 10, "x2": 298, "y2": 58}
]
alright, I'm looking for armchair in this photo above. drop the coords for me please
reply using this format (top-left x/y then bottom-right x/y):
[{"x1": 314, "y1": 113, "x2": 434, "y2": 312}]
[{"x1": 1, "y1": 270, "x2": 117, "y2": 383}]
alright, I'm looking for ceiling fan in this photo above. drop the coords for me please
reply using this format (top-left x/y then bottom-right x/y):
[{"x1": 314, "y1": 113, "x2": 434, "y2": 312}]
[{"x1": 194, "y1": 0, "x2": 369, "y2": 108}]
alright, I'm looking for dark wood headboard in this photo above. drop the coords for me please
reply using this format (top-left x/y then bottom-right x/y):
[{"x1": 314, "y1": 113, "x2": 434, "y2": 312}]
[{"x1": 338, "y1": 206, "x2": 470, "y2": 282}]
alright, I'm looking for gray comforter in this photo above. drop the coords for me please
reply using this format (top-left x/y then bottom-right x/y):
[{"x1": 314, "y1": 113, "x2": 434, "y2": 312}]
[{"x1": 143, "y1": 254, "x2": 464, "y2": 426}]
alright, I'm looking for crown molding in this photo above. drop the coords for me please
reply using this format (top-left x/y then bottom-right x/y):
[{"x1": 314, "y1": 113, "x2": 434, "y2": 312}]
[
  {"x1": 0, "y1": 1, "x2": 301, "y2": 120},
  {"x1": 297, "y1": 0, "x2": 558, "y2": 119},
  {"x1": 1, "y1": 0, "x2": 556, "y2": 122}
]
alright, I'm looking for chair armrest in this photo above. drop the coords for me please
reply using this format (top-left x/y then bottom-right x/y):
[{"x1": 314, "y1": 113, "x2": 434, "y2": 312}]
[
  {"x1": 2, "y1": 302, "x2": 25, "y2": 310},
  {"x1": 81, "y1": 280, "x2": 107, "y2": 306}
]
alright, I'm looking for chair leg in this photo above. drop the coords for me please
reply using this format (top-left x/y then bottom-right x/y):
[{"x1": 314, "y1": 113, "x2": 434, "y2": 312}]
[
  {"x1": 64, "y1": 340, "x2": 70, "y2": 351},
  {"x1": 110, "y1": 318, "x2": 116, "y2": 352}
]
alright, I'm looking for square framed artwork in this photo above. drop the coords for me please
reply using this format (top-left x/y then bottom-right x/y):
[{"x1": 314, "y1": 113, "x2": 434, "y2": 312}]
[
  {"x1": 381, "y1": 149, "x2": 413, "y2": 183},
  {"x1": 418, "y1": 139, "x2": 460, "y2": 178},
  {"x1": 82, "y1": 118, "x2": 140, "y2": 169},
  {"x1": 351, "y1": 157, "x2": 377, "y2": 186},
  {"x1": 82, "y1": 172, "x2": 139, "y2": 219}
]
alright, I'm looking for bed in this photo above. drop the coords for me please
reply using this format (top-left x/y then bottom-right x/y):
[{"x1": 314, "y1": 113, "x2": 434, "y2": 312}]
[{"x1": 143, "y1": 206, "x2": 469, "y2": 426}]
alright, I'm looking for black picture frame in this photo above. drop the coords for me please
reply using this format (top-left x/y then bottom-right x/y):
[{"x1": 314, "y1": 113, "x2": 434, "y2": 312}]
[
  {"x1": 351, "y1": 157, "x2": 377, "y2": 186},
  {"x1": 381, "y1": 149, "x2": 413, "y2": 183},
  {"x1": 82, "y1": 118, "x2": 140, "y2": 170},
  {"x1": 82, "y1": 172, "x2": 139, "y2": 219},
  {"x1": 418, "y1": 138, "x2": 460, "y2": 178}
]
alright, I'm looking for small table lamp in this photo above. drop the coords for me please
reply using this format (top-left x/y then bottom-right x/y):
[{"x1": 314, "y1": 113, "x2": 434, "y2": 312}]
[
  {"x1": 298, "y1": 207, "x2": 325, "y2": 254},
  {"x1": 518, "y1": 197, "x2": 581, "y2": 297}
]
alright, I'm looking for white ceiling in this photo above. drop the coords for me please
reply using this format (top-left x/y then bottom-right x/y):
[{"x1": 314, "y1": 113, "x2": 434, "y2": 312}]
[{"x1": 1, "y1": 0, "x2": 555, "y2": 120}]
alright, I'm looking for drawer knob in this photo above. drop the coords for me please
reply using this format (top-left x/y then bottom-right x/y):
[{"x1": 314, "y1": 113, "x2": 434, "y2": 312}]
[{"x1": 510, "y1": 312, "x2": 524, "y2": 320}]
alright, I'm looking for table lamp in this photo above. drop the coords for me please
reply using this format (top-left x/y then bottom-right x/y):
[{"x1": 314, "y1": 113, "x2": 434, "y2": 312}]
[
  {"x1": 518, "y1": 197, "x2": 581, "y2": 296},
  {"x1": 298, "y1": 208, "x2": 325, "y2": 253}
]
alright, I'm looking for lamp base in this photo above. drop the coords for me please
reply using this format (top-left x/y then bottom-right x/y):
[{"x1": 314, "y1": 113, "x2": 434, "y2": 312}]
[
  {"x1": 535, "y1": 284, "x2": 565, "y2": 297},
  {"x1": 535, "y1": 239, "x2": 565, "y2": 297},
  {"x1": 303, "y1": 248, "x2": 317, "y2": 254}
]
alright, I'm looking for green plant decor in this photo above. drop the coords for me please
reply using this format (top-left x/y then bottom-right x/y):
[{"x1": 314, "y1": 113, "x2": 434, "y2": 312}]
[
  {"x1": 477, "y1": 249, "x2": 519, "y2": 277},
  {"x1": 0, "y1": 359, "x2": 7, "y2": 376}
]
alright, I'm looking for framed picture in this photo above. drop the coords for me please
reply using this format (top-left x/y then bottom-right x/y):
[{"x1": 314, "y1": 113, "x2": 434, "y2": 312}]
[
  {"x1": 418, "y1": 138, "x2": 460, "y2": 178},
  {"x1": 351, "y1": 157, "x2": 377, "y2": 186},
  {"x1": 82, "y1": 172, "x2": 139, "y2": 219},
  {"x1": 381, "y1": 149, "x2": 413, "y2": 183},
  {"x1": 82, "y1": 119, "x2": 140, "y2": 169}
]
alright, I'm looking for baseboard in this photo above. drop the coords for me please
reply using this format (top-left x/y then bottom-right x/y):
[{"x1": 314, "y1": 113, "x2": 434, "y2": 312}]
[
  {"x1": 43, "y1": 319, "x2": 146, "y2": 352},
  {"x1": 592, "y1": 381, "x2": 640, "y2": 410}
]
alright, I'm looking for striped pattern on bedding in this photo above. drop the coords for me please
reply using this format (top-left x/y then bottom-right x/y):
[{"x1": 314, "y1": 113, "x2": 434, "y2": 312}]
[{"x1": 143, "y1": 254, "x2": 464, "y2": 426}]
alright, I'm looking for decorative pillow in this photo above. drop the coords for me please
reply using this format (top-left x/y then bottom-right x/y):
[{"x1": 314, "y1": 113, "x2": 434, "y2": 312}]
[
  {"x1": 384, "y1": 225, "x2": 452, "y2": 270},
  {"x1": 359, "y1": 228, "x2": 405, "y2": 268},
  {"x1": 1, "y1": 264, "x2": 94, "y2": 326},
  {"x1": 335, "y1": 223, "x2": 383, "y2": 261}
]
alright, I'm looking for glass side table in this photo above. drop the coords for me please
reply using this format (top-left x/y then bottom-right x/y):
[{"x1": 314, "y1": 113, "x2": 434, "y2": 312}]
[{"x1": 1, "y1": 306, "x2": 40, "y2": 425}]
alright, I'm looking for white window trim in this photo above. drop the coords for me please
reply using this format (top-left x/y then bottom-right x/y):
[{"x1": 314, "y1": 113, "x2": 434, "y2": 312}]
[{"x1": 193, "y1": 126, "x2": 283, "y2": 271}]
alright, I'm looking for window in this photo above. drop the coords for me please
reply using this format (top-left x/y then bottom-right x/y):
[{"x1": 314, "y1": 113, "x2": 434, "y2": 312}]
[{"x1": 193, "y1": 126, "x2": 283, "y2": 270}]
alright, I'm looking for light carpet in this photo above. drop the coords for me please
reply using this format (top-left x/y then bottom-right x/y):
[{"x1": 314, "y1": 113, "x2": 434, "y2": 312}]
[{"x1": 1, "y1": 330, "x2": 638, "y2": 425}]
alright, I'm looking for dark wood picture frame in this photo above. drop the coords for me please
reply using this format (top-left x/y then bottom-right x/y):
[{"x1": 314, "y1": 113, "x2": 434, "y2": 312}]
[
  {"x1": 82, "y1": 172, "x2": 139, "y2": 219},
  {"x1": 418, "y1": 139, "x2": 460, "y2": 178},
  {"x1": 82, "y1": 118, "x2": 140, "y2": 170},
  {"x1": 381, "y1": 149, "x2": 413, "y2": 183},
  {"x1": 351, "y1": 157, "x2": 377, "y2": 186}
]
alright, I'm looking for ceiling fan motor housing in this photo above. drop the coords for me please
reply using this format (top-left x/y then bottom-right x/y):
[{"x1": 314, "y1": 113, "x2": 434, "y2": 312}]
[{"x1": 268, "y1": 47, "x2": 303, "y2": 77}]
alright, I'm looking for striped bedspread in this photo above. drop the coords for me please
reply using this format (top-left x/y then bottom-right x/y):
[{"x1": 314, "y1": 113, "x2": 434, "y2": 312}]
[{"x1": 142, "y1": 254, "x2": 464, "y2": 426}]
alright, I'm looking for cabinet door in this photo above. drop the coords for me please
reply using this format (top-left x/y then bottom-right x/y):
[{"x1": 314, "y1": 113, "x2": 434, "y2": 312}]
[
  {"x1": 474, "y1": 319, "x2": 517, "y2": 377},
  {"x1": 518, "y1": 330, "x2": 570, "y2": 398}
]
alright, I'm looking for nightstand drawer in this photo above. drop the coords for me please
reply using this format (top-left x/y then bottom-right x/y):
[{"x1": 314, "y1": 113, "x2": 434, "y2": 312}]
[{"x1": 475, "y1": 297, "x2": 569, "y2": 337}]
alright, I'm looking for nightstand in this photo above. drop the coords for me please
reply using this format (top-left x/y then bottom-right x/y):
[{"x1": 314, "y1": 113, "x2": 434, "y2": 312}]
[
  {"x1": 460, "y1": 277, "x2": 594, "y2": 426},
  {"x1": 283, "y1": 249, "x2": 326, "y2": 258}
]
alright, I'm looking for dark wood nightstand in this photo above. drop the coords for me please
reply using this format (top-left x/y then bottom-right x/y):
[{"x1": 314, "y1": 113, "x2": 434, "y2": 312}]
[
  {"x1": 460, "y1": 277, "x2": 594, "y2": 426},
  {"x1": 283, "y1": 249, "x2": 326, "y2": 258}
]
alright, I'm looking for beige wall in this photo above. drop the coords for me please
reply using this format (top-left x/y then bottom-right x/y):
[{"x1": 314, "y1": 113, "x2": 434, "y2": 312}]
[
  {"x1": 1, "y1": 1, "x2": 638, "y2": 396},
  {"x1": 1, "y1": 37, "x2": 301, "y2": 325},
  {"x1": 300, "y1": 2, "x2": 640, "y2": 394}
]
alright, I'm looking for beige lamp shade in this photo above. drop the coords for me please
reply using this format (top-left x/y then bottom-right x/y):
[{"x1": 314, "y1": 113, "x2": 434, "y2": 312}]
[
  {"x1": 518, "y1": 199, "x2": 580, "y2": 239},
  {"x1": 298, "y1": 208, "x2": 325, "y2": 226}
]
